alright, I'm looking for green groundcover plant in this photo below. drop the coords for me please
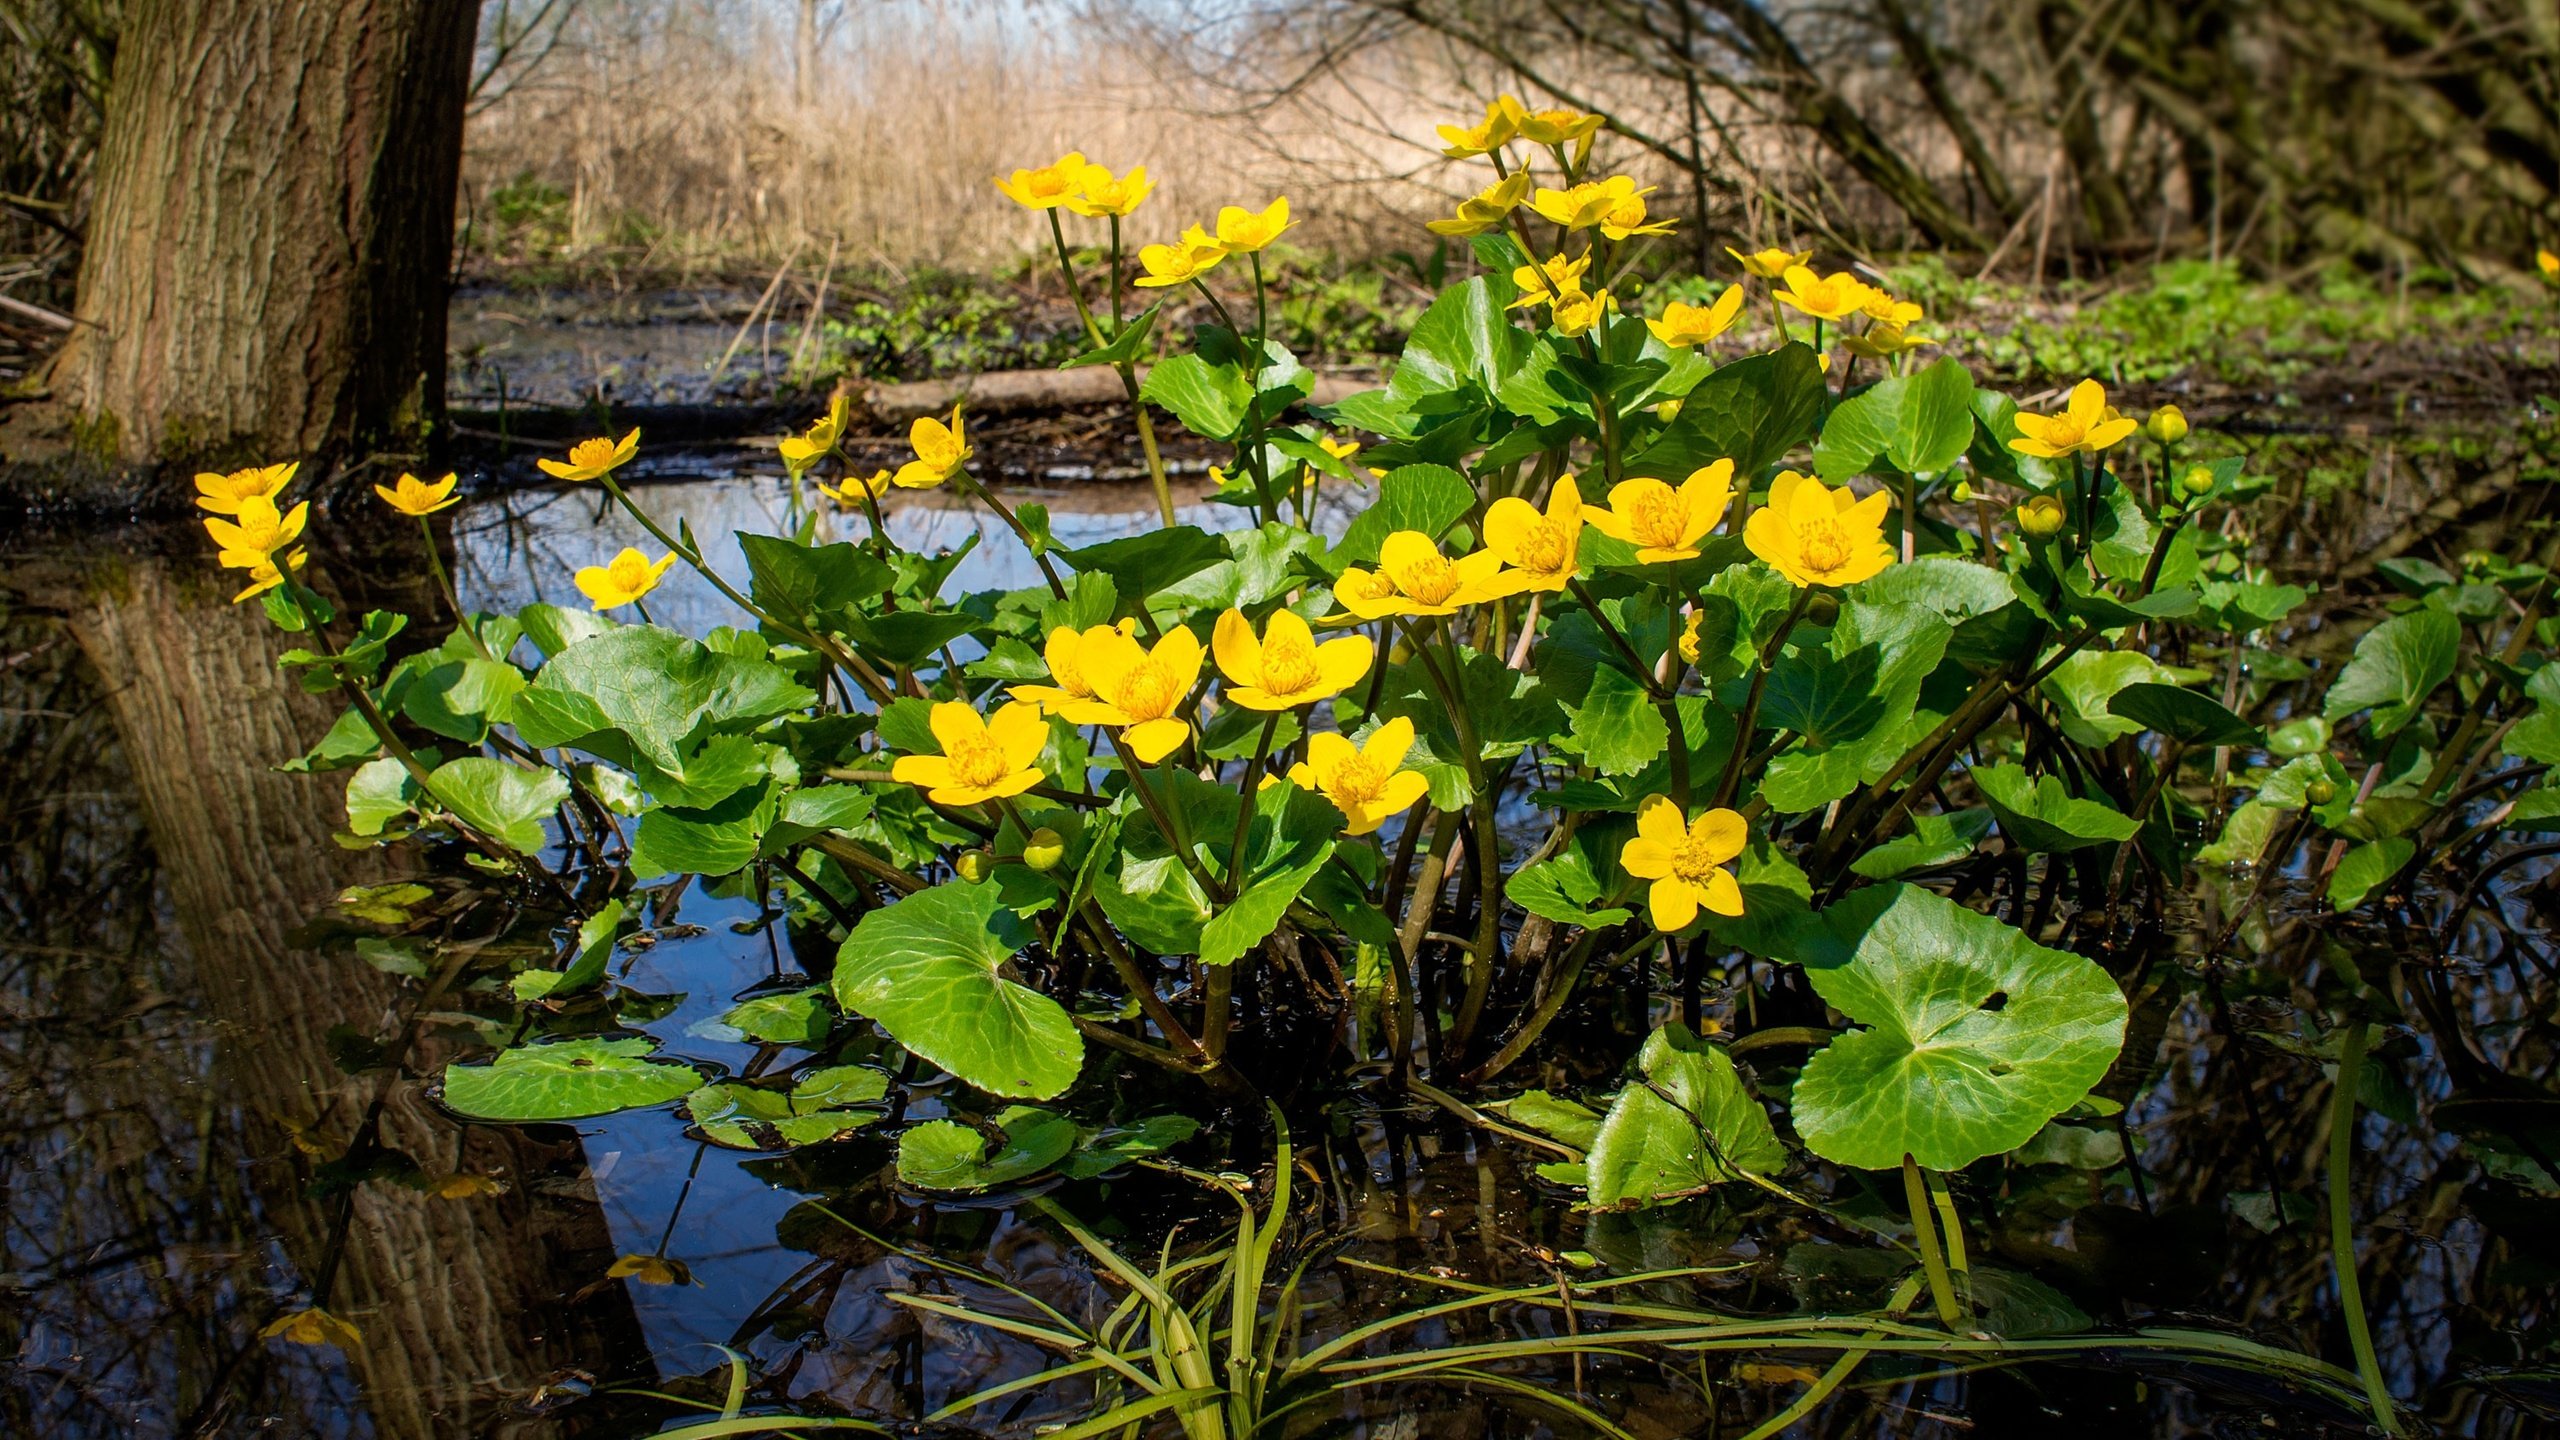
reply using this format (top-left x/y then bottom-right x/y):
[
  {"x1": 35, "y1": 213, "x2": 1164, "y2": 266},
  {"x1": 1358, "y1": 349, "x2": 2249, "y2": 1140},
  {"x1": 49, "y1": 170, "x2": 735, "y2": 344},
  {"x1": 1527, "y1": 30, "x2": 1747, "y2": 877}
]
[{"x1": 197, "y1": 95, "x2": 2560, "y2": 1435}]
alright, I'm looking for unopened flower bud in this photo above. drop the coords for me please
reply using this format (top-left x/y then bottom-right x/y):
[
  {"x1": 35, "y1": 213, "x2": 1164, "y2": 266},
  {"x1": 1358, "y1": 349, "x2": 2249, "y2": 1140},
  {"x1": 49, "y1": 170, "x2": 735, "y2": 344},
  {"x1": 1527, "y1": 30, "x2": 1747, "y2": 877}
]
[
  {"x1": 1805, "y1": 593, "x2": 1840, "y2": 626},
  {"x1": 1950, "y1": 479, "x2": 1973, "y2": 503},
  {"x1": 2017, "y1": 494, "x2": 2067, "y2": 538},
  {"x1": 955, "y1": 849, "x2": 993, "y2": 883},
  {"x1": 1022, "y1": 827, "x2": 1065, "y2": 872},
  {"x1": 2179, "y1": 465, "x2": 2216, "y2": 497},
  {"x1": 1654, "y1": 398, "x2": 1682, "y2": 421},
  {"x1": 2305, "y1": 779, "x2": 2338, "y2": 806},
  {"x1": 2145, "y1": 405, "x2": 2188, "y2": 445}
]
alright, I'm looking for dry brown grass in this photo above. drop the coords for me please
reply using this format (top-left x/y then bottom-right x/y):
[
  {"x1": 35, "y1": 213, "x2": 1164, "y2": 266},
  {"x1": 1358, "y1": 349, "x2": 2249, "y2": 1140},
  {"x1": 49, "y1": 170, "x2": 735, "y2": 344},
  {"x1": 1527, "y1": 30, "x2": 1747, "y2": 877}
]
[{"x1": 461, "y1": 0, "x2": 1491, "y2": 271}]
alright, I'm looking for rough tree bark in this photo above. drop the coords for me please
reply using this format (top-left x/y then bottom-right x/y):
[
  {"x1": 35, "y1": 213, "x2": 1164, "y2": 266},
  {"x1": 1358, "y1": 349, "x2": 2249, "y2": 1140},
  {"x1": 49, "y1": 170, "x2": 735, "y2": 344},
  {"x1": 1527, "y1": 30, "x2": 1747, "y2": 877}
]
[{"x1": 50, "y1": 0, "x2": 482, "y2": 468}]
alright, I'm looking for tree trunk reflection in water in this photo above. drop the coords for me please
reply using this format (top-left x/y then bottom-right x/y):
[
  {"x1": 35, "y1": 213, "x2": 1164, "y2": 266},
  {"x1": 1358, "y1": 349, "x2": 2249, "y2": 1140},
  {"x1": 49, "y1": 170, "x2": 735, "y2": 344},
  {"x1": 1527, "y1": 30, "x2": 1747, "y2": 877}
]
[{"x1": 41, "y1": 552, "x2": 648, "y2": 1436}]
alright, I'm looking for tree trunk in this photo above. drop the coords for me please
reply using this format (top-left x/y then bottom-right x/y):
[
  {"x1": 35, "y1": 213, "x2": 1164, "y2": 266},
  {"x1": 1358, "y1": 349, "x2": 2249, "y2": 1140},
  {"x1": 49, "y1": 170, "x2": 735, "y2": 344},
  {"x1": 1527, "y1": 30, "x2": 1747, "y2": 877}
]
[{"x1": 51, "y1": 0, "x2": 482, "y2": 468}]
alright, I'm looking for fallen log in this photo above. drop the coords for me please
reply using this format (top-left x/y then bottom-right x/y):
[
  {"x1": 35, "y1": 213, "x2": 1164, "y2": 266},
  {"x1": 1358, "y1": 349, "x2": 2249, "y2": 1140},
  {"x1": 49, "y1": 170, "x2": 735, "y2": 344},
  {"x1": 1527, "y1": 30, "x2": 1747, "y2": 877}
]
[{"x1": 844, "y1": 365, "x2": 1374, "y2": 427}]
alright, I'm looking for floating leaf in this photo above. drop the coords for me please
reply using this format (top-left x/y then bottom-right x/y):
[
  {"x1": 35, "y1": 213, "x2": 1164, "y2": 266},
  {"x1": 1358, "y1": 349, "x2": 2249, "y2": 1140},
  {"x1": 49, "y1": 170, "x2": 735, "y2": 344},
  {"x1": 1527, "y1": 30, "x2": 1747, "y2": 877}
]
[
  {"x1": 1788, "y1": 885, "x2": 2127, "y2": 1171},
  {"x1": 441, "y1": 1036, "x2": 705, "y2": 1121},
  {"x1": 833, "y1": 882, "x2": 1081, "y2": 1099},
  {"x1": 684, "y1": 1070, "x2": 886, "y2": 1151},
  {"x1": 895, "y1": 1106, "x2": 1078, "y2": 1191}
]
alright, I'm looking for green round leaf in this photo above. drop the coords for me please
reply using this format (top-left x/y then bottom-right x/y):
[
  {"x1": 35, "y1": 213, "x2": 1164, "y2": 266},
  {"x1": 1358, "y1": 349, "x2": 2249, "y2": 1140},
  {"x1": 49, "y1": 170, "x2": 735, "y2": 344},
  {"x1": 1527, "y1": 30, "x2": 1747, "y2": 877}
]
[
  {"x1": 895, "y1": 1106, "x2": 1077, "y2": 1191},
  {"x1": 832, "y1": 882, "x2": 1081, "y2": 1099},
  {"x1": 429, "y1": 756, "x2": 569, "y2": 856},
  {"x1": 1585, "y1": 1026, "x2": 1785, "y2": 1207},
  {"x1": 684, "y1": 1074, "x2": 885, "y2": 1151},
  {"x1": 1789, "y1": 885, "x2": 2127, "y2": 1171},
  {"x1": 441, "y1": 1036, "x2": 705, "y2": 1121}
]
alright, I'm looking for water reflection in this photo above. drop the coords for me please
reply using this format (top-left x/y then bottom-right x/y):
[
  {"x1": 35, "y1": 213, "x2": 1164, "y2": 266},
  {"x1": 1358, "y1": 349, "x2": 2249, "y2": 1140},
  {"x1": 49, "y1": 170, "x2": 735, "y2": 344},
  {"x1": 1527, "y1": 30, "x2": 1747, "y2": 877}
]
[
  {"x1": 1, "y1": 555, "x2": 644, "y2": 1437},
  {"x1": 4, "y1": 431, "x2": 2558, "y2": 1436}
]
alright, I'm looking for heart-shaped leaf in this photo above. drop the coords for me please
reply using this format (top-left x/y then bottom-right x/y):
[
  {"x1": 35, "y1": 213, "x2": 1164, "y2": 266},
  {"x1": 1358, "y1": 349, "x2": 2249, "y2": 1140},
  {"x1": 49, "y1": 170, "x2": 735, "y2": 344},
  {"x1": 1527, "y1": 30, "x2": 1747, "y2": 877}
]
[
  {"x1": 895, "y1": 1106, "x2": 1078, "y2": 1191},
  {"x1": 441, "y1": 1035, "x2": 705, "y2": 1121},
  {"x1": 1585, "y1": 1025, "x2": 1785, "y2": 1207},
  {"x1": 2323, "y1": 607, "x2": 2459, "y2": 738},
  {"x1": 1972, "y1": 762, "x2": 2138, "y2": 852},
  {"x1": 1788, "y1": 884, "x2": 2127, "y2": 1170},
  {"x1": 833, "y1": 882, "x2": 1081, "y2": 1099}
]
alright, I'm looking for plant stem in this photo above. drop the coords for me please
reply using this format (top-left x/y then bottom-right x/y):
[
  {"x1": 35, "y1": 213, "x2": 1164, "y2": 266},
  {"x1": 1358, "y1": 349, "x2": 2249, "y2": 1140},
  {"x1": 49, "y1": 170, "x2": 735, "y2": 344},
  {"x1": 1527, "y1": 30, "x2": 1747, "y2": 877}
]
[
  {"x1": 1225, "y1": 712, "x2": 1279, "y2": 888},
  {"x1": 1714, "y1": 589, "x2": 1814, "y2": 809},
  {"x1": 957, "y1": 469, "x2": 1067, "y2": 598},
  {"x1": 1566, "y1": 577, "x2": 1664, "y2": 698},
  {"x1": 1108, "y1": 729, "x2": 1227, "y2": 901},
  {"x1": 2327, "y1": 1020, "x2": 2404, "y2": 1435},
  {"x1": 1901, "y1": 1154, "x2": 1963, "y2": 1326}
]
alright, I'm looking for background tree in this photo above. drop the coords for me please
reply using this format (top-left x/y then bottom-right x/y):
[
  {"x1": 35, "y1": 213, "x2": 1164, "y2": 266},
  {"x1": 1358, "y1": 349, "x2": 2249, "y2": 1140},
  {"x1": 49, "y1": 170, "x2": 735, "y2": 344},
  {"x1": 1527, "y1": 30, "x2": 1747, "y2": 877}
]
[{"x1": 49, "y1": 0, "x2": 483, "y2": 468}]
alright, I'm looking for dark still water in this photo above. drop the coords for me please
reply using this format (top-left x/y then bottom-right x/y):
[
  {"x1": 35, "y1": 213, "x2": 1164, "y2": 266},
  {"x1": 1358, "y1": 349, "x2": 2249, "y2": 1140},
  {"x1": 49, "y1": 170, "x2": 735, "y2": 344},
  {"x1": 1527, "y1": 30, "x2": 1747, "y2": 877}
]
[{"x1": 3, "y1": 430, "x2": 2556, "y2": 1438}]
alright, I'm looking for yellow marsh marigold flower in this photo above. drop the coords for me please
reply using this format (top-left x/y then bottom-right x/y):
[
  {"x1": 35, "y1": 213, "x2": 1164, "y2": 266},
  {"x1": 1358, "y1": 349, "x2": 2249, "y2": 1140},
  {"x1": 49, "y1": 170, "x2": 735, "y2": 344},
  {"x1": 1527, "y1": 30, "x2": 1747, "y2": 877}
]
[
  {"x1": 1596, "y1": 177, "x2": 1674, "y2": 239},
  {"x1": 194, "y1": 461, "x2": 296, "y2": 515},
  {"x1": 1677, "y1": 609, "x2": 1705, "y2": 666},
  {"x1": 1064, "y1": 162, "x2": 1151, "y2": 218},
  {"x1": 780, "y1": 396, "x2": 849, "y2": 477},
  {"x1": 1333, "y1": 531, "x2": 1510, "y2": 619},
  {"x1": 1552, "y1": 288, "x2": 1616, "y2": 337},
  {"x1": 1437, "y1": 98, "x2": 1520, "y2": 159},
  {"x1": 1621, "y1": 795, "x2": 1746, "y2": 930},
  {"x1": 1214, "y1": 197, "x2": 1291, "y2": 253},
  {"x1": 1213, "y1": 607, "x2": 1373, "y2": 710},
  {"x1": 2540, "y1": 249, "x2": 2559, "y2": 279},
  {"x1": 261, "y1": 1306, "x2": 363, "y2": 1349},
  {"x1": 1728, "y1": 245, "x2": 1811, "y2": 280},
  {"x1": 1290, "y1": 717, "x2": 1433, "y2": 836},
  {"x1": 205, "y1": 494, "x2": 310, "y2": 568},
  {"x1": 1508, "y1": 99, "x2": 1605, "y2": 147},
  {"x1": 1483, "y1": 474, "x2": 1584, "y2": 592},
  {"x1": 891, "y1": 699, "x2": 1048, "y2": 806},
  {"x1": 1134, "y1": 225, "x2": 1227, "y2": 288},
  {"x1": 2009, "y1": 379, "x2": 2138, "y2": 459},
  {"x1": 1529, "y1": 179, "x2": 1622, "y2": 231},
  {"x1": 1646, "y1": 287, "x2": 1746, "y2": 348},
  {"x1": 230, "y1": 548, "x2": 308, "y2": 605},
  {"x1": 574, "y1": 547, "x2": 678, "y2": 611},
  {"x1": 539, "y1": 428, "x2": 640, "y2": 482},
  {"x1": 893, "y1": 406, "x2": 970, "y2": 489},
  {"x1": 1772, "y1": 266, "x2": 1875, "y2": 324},
  {"x1": 374, "y1": 471, "x2": 459, "y2": 518},
  {"x1": 816, "y1": 469, "x2": 894, "y2": 507},
  {"x1": 993, "y1": 150, "x2": 1089, "y2": 210},
  {"x1": 1840, "y1": 322, "x2": 1934, "y2": 360},
  {"x1": 1426, "y1": 173, "x2": 1531, "y2": 238},
  {"x1": 1582, "y1": 462, "x2": 1734, "y2": 564},
  {"x1": 2016, "y1": 494, "x2": 2067, "y2": 538},
  {"x1": 1509, "y1": 252, "x2": 1592, "y2": 311},
  {"x1": 1859, "y1": 291, "x2": 1923, "y2": 327},
  {"x1": 1062, "y1": 626, "x2": 1206, "y2": 764},
  {"x1": 1745, "y1": 471, "x2": 1895, "y2": 588},
  {"x1": 1014, "y1": 620, "x2": 1139, "y2": 715}
]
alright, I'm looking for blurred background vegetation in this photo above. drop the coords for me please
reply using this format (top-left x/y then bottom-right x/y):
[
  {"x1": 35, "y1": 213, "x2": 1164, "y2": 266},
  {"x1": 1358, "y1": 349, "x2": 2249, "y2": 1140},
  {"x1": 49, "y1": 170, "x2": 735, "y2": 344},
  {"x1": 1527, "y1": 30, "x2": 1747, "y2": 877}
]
[{"x1": 5, "y1": 0, "x2": 2558, "y2": 402}]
